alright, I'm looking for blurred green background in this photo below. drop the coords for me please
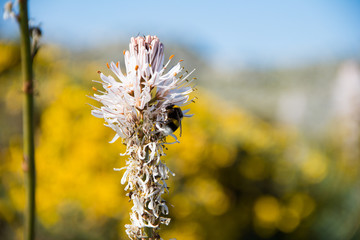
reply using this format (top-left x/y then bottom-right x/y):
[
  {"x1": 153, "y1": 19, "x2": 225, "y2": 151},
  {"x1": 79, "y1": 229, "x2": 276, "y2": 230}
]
[{"x1": 1, "y1": 1, "x2": 360, "y2": 239}]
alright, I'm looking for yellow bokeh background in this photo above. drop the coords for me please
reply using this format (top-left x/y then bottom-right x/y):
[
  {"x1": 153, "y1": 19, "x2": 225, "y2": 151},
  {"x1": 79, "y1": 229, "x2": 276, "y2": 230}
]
[{"x1": 0, "y1": 42, "x2": 359, "y2": 240}]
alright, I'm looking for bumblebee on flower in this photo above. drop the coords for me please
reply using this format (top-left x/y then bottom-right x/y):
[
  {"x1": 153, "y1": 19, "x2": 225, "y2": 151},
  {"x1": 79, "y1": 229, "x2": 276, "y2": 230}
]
[{"x1": 90, "y1": 35, "x2": 196, "y2": 239}]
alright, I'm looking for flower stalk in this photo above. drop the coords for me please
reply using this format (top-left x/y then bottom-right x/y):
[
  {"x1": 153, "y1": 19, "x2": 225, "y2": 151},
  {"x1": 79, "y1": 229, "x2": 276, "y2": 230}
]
[
  {"x1": 19, "y1": 1, "x2": 36, "y2": 239},
  {"x1": 3, "y1": 0, "x2": 42, "y2": 239},
  {"x1": 91, "y1": 35, "x2": 196, "y2": 239},
  {"x1": 143, "y1": 147, "x2": 155, "y2": 239}
]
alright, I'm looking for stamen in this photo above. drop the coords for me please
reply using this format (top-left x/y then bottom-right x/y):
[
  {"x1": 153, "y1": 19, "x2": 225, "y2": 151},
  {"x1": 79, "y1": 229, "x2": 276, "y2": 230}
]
[
  {"x1": 123, "y1": 50, "x2": 126, "y2": 55},
  {"x1": 169, "y1": 54, "x2": 174, "y2": 60},
  {"x1": 92, "y1": 87, "x2": 98, "y2": 91},
  {"x1": 107, "y1": 85, "x2": 112, "y2": 88},
  {"x1": 149, "y1": 64, "x2": 152, "y2": 67},
  {"x1": 179, "y1": 59, "x2": 184, "y2": 62},
  {"x1": 116, "y1": 61, "x2": 119, "y2": 68},
  {"x1": 97, "y1": 70, "x2": 101, "y2": 74},
  {"x1": 135, "y1": 65, "x2": 139, "y2": 71},
  {"x1": 106, "y1": 63, "x2": 110, "y2": 69},
  {"x1": 173, "y1": 72, "x2": 177, "y2": 76}
]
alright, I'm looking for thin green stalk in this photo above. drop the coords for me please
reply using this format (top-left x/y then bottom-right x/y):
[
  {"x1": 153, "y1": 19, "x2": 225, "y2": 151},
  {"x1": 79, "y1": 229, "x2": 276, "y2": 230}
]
[{"x1": 19, "y1": 1, "x2": 36, "y2": 240}]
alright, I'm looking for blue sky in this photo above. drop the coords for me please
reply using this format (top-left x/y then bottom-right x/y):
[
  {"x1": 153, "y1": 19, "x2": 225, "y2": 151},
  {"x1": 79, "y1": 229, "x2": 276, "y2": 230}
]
[{"x1": 1, "y1": 0, "x2": 360, "y2": 68}]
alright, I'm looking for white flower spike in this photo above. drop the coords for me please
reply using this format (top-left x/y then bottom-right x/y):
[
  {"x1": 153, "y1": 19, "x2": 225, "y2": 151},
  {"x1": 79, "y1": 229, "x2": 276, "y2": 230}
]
[{"x1": 90, "y1": 35, "x2": 196, "y2": 239}]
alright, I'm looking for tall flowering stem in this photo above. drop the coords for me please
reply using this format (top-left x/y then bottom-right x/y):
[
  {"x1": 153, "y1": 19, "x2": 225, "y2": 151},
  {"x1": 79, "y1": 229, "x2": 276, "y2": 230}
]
[
  {"x1": 19, "y1": 1, "x2": 35, "y2": 240},
  {"x1": 4, "y1": 0, "x2": 42, "y2": 239},
  {"x1": 91, "y1": 36, "x2": 195, "y2": 239}
]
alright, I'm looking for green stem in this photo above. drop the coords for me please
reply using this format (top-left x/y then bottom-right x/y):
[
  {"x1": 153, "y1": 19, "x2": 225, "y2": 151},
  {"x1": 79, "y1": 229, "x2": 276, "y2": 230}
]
[
  {"x1": 144, "y1": 227, "x2": 154, "y2": 239},
  {"x1": 19, "y1": 1, "x2": 36, "y2": 240}
]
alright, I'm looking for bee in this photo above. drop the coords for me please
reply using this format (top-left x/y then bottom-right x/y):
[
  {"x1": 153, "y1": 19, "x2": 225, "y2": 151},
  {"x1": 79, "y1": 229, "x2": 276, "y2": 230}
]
[{"x1": 163, "y1": 104, "x2": 183, "y2": 137}]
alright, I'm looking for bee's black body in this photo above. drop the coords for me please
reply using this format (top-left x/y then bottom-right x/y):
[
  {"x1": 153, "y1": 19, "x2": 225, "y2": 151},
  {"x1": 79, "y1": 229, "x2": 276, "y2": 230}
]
[{"x1": 164, "y1": 104, "x2": 183, "y2": 135}]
